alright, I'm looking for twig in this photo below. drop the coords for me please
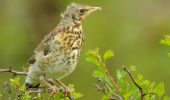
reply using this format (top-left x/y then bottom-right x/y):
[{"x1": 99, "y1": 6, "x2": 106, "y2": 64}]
[
  {"x1": 96, "y1": 57, "x2": 120, "y2": 92},
  {"x1": 94, "y1": 84, "x2": 115, "y2": 100},
  {"x1": 98, "y1": 78, "x2": 111, "y2": 91},
  {"x1": 98, "y1": 79, "x2": 123, "y2": 100},
  {"x1": 0, "y1": 67, "x2": 27, "y2": 76},
  {"x1": 122, "y1": 66, "x2": 146, "y2": 100},
  {"x1": 29, "y1": 90, "x2": 47, "y2": 93}
]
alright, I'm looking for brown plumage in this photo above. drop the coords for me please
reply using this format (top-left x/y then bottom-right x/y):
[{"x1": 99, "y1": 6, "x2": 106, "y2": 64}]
[{"x1": 25, "y1": 3, "x2": 101, "y2": 97}]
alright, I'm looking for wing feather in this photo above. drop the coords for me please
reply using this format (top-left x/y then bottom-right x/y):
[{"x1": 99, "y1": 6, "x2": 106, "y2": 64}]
[{"x1": 28, "y1": 31, "x2": 55, "y2": 64}]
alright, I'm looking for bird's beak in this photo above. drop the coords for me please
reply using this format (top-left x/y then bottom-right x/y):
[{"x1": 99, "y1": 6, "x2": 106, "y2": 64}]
[
  {"x1": 84, "y1": 6, "x2": 101, "y2": 17},
  {"x1": 89, "y1": 7, "x2": 102, "y2": 12}
]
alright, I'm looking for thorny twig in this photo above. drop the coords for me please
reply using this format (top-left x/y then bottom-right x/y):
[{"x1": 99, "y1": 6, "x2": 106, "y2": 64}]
[
  {"x1": 0, "y1": 66, "x2": 27, "y2": 76},
  {"x1": 122, "y1": 66, "x2": 146, "y2": 100}
]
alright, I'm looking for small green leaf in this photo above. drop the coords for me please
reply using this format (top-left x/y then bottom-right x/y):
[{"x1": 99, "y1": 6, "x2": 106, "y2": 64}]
[
  {"x1": 21, "y1": 92, "x2": 32, "y2": 100},
  {"x1": 154, "y1": 82, "x2": 165, "y2": 99},
  {"x1": 9, "y1": 77, "x2": 20, "y2": 87},
  {"x1": 104, "y1": 77, "x2": 114, "y2": 88},
  {"x1": 92, "y1": 70, "x2": 104, "y2": 78},
  {"x1": 136, "y1": 74, "x2": 143, "y2": 82},
  {"x1": 86, "y1": 48, "x2": 99, "y2": 57},
  {"x1": 123, "y1": 92, "x2": 131, "y2": 100},
  {"x1": 68, "y1": 84, "x2": 83, "y2": 99},
  {"x1": 19, "y1": 85, "x2": 26, "y2": 92},
  {"x1": 103, "y1": 50, "x2": 115, "y2": 61},
  {"x1": 72, "y1": 92, "x2": 83, "y2": 99},
  {"x1": 86, "y1": 56, "x2": 99, "y2": 66},
  {"x1": 130, "y1": 66, "x2": 136, "y2": 72},
  {"x1": 160, "y1": 36, "x2": 170, "y2": 46},
  {"x1": 54, "y1": 92, "x2": 65, "y2": 100},
  {"x1": 143, "y1": 80, "x2": 150, "y2": 86},
  {"x1": 101, "y1": 95, "x2": 110, "y2": 100},
  {"x1": 116, "y1": 70, "x2": 122, "y2": 80},
  {"x1": 68, "y1": 84, "x2": 75, "y2": 92}
]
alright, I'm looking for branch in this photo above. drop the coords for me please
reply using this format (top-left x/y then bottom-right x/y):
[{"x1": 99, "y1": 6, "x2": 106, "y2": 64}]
[
  {"x1": 94, "y1": 84, "x2": 116, "y2": 100},
  {"x1": 95, "y1": 79, "x2": 123, "y2": 100},
  {"x1": 0, "y1": 67, "x2": 27, "y2": 76},
  {"x1": 122, "y1": 66, "x2": 146, "y2": 100},
  {"x1": 96, "y1": 57, "x2": 120, "y2": 92}
]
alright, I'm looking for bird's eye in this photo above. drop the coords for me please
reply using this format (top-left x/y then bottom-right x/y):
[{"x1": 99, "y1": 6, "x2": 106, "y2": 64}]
[{"x1": 80, "y1": 9, "x2": 87, "y2": 14}]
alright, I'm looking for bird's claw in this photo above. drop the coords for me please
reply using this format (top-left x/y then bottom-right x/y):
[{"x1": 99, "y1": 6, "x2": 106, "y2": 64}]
[
  {"x1": 64, "y1": 87, "x2": 72, "y2": 97},
  {"x1": 50, "y1": 86, "x2": 59, "y2": 96}
]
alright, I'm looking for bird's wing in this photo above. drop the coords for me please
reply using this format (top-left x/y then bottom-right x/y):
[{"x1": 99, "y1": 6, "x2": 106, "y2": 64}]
[
  {"x1": 27, "y1": 27, "x2": 68, "y2": 65},
  {"x1": 28, "y1": 33, "x2": 52, "y2": 64}
]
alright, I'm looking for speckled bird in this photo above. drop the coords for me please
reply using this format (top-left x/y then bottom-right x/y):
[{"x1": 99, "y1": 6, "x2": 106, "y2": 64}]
[{"x1": 25, "y1": 3, "x2": 101, "y2": 97}]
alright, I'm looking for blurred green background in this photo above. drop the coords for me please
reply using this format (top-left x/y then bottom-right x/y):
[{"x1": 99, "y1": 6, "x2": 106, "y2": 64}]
[{"x1": 0, "y1": 0, "x2": 170, "y2": 99}]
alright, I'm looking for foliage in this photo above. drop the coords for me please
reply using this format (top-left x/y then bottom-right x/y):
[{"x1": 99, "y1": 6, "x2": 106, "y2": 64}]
[
  {"x1": 160, "y1": 35, "x2": 170, "y2": 46},
  {"x1": 86, "y1": 48, "x2": 170, "y2": 100},
  {"x1": 160, "y1": 34, "x2": 170, "y2": 58},
  {"x1": 0, "y1": 77, "x2": 82, "y2": 100}
]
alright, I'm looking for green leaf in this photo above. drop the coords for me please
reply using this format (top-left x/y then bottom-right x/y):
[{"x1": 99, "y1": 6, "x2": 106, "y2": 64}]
[
  {"x1": 68, "y1": 84, "x2": 75, "y2": 92},
  {"x1": 103, "y1": 50, "x2": 115, "y2": 61},
  {"x1": 154, "y1": 82, "x2": 165, "y2": 99},
  {"x1": 130, "y1": 66, "x2": 136, "y2": 72},
  {"x1": 21, "y1": 92, "x2": 32, "y2": 100},
  {"x1": 116, "y1": 70, "x2": 122, "y2": 80},
  {"x1": 119, "y1": 79, "x2": 128, "y2": 93},
  {"x1": 160, "y1": 35, "x2": 170, "y2": 46},
  {"x1": 86, "y1": 56, "x2": 99, "y2": 66},
  {"x1": 123, "y1": 92, "x2": 131, "y2": 100},
  {"x1": 9, "y1": 77, "x2": 20, "y2": 87},
  {"x1": 92, "y1": 70, "x2": 104, "y2": 78},
  {"x1": 101, "y1": 95, "x2": 110, "y2": 100},
  {"x1": 104, "y1": 76, "x2": 114, "y2": 88},
  {"x1": 72, "y1": 92, "x2": 83, "y2": 99},
  {"x1": 19, "y1": 85, "x2": 26, "y2": 91},
  {"x1": 68, "y1": 84, "x2": 83, "y2": 99},
  {"x1": 54, "y1": 92, "x2": 65, "y2": 100},
  {"x1": 136, "y1": 74, "x2": 144, "y2": 82}
]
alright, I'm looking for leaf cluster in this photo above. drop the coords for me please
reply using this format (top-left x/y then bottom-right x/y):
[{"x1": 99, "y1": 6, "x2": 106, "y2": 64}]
[
  {"x1": 86, "y1": 48, "x2": 170, "y2": 100},
  {"x1": 160, "y1": 34, "x2": 170, "y2": 57}
]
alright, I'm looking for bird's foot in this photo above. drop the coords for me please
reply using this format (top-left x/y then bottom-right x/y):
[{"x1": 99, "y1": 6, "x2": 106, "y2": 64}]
[
  {"x1": 63, "y1": 87, "x2": 72, "y2": 97},
  {"x1": 55, "y1": 80, "x2": 73, "y2": 99},
  {"x1": 50, "y1": 86, "x2": 59, "y2": 96}
]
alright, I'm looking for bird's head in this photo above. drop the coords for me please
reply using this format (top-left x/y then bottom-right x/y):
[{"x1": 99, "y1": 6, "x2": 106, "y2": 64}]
[{"x1": 62, "y1": 3, "x2": 101, "y2": 24}]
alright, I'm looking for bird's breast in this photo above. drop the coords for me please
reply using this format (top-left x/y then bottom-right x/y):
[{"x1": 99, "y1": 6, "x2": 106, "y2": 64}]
[
  {"x1": 42, "y1": 26, "x2": 84, "y2": 79},
  {"x1": 53, "y1": 26, "x2": 84, "y2": 60}
]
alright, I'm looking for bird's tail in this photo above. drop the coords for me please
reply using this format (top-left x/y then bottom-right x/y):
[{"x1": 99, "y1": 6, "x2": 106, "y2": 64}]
[
  {"x1": 25, "y1": 82, "x2": 40, "y2": 89},
  {"x1": 25, "y1": 76, "x2": 40, "y2": 89}
]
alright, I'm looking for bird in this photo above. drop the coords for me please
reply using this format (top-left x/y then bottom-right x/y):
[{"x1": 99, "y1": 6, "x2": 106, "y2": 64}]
[{"x1": 25, "y1": 3, "x2": 101, "y2": 97}]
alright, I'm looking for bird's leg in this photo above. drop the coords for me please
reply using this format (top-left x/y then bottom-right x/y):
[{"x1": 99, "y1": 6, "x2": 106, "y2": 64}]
[
  {"x1": 41, "y1": 79, "x2": 59, "y2": 96},
  {"x1": 55, "y1": 80, "x2": 72, "y2": 97}
]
